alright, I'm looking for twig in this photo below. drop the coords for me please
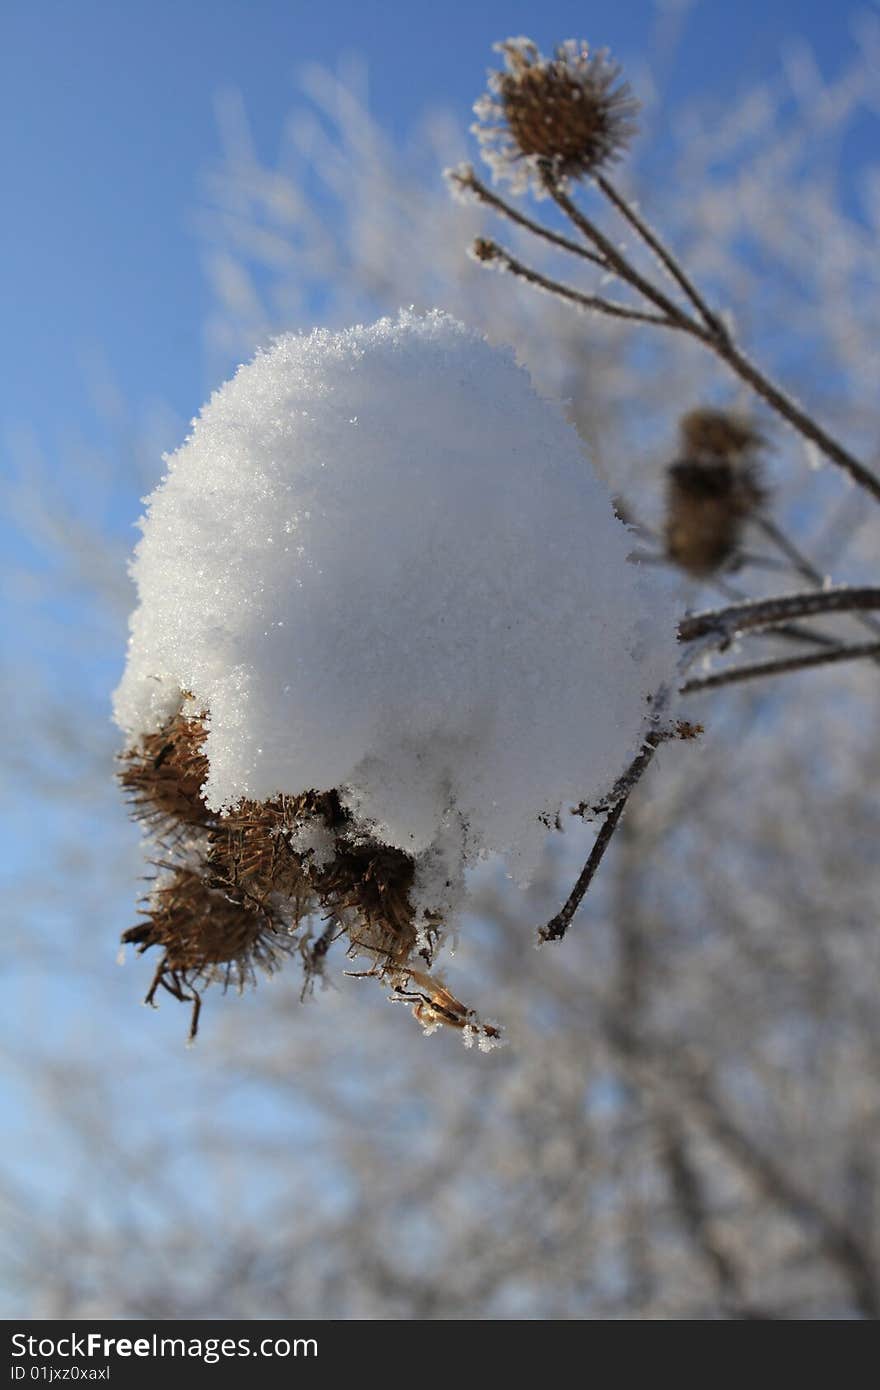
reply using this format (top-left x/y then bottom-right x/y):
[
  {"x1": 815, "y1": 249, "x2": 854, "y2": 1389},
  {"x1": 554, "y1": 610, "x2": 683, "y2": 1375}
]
[
  {"x1": 539, "y1": 732, "x2": 665, "y2": 943},
  {"x1": 588, "y1": 177, "x2": 880, "y2": 501},
  {"x1": 483, "y1": 171, "x2": 880, "y2": 504},
  {"x1": 474, "y1": 240, "x2": 673, "y2": 327},
  {"x1": 753, "y1": 515, "x2": 825, "y2": 587},
  {"x1": 543, "y1": 177, "x2": 694, "y2": 330},
  {"x1": 678, "y1": 586, "x2": 880, "y2": 645},
  {"x1": 751, "y1": 624, "x2": 842, "y2": 650},
  {"x1": 450, "y1": 165, "x2": 607, "y2": 267},
  {"x1": 755, "y1": 514, "x2": 880, "y2": 642},
  {"x1": 681, "y1": 640, "x2": 880, "y2": 695},
  {"x1": 596, "y1": 174, "x2": 731, "y2": 342},
  {"x1": 710, "y1": 338, "x2": 880, "y2": 503}
]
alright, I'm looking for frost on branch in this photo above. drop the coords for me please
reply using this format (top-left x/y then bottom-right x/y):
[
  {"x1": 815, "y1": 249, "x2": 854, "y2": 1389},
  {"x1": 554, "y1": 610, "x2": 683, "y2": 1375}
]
[{"x1": 114, "y1": 309, "x2": 676, "y2": 1041}]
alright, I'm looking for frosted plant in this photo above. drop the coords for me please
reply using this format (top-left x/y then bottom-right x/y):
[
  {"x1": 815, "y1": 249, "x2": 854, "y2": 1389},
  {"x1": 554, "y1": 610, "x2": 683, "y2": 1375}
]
[
  {"x1": 453, "y1": 36, "x2": 880, "y2": 946},
  {"x1": 472, "y1": 38, "x2": 639, "y2": 195},
  {"x1": 8, "y1": 14, "x2": 880, "y2": 1323},
  {"x1": 115, "y1": 309, "x2": 677, "y2": 1040}
]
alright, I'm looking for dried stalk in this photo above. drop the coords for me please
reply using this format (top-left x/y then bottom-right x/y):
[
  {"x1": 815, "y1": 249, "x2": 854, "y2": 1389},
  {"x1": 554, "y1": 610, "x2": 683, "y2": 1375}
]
[
  {"x1": 474, "y1": 239, "x2": 672, "y2": 327},
  {"x1": 539, "y1": 731, "x2": 665, "y2": 944},
  {"x1": 468, "y1": 162, "x2": 880, "y2": 502},
  {"x1": 560, "y1": 173, "x2": 880, "y2": 501},
  {"x1": 755, "y1": 514, "x2": 880, "y2": 643},
  {"x1": 681, "y1": 640, "x2": 880, "y2": 695},
  {"x1": 451, "y1": 165, "x2": 605, "y2": 266},
  {"x1": 543, "y1": 588, "x2": 880, "y2": 945},
  {"x1": 595, "y1": 173, "x2": 731, "y2": 342},
  {"x1": 678, "y1": 587, "x2": 880, "y2": 645}
]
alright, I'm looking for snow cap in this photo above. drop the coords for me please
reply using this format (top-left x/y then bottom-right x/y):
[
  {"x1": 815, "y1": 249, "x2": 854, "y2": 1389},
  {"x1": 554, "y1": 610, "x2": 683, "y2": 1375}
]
[{"x1": 115, "y1": 309, "x2": 675, "y2": 896}]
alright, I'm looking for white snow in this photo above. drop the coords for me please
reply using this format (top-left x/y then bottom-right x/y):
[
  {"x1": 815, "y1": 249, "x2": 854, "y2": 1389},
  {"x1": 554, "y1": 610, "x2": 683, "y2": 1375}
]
[{"x1": 115, "y1": 309, "x2": 676, "y2": 901}]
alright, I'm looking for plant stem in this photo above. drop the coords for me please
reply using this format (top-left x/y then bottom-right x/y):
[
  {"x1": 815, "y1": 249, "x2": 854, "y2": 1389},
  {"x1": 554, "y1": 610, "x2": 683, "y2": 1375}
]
[
  {"x1": 678, "y1": 587, "x2": 880, "y2": 645},
  {"x1": 680, "y1": 641, "x2": 880, "y2": 695},
  {"x1": 476, "y1": 240, "x2": 673, "y2": 327},
  {"x1": 539, "y1": 732, "x2": 664, "y2": 944},
  {"x1": 708, "y1": 337, "x2": 880, "y2": 503},
  {"x1": 596, "y1": 174, "x2": 730, "y2": 342},
  {"x1": 450, "y1": 166, "x2": 606, "y2": 266}
]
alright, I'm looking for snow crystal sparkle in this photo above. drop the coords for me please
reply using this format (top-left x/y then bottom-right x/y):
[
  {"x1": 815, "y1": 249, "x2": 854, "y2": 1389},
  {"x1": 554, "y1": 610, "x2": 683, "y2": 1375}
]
[{"x1": 115, "y1": 309, "x2": 676, "y2": 1039}]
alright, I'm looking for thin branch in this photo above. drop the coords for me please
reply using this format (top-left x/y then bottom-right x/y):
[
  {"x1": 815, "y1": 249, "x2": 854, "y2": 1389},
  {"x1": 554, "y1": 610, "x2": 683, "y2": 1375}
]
[
  {"x1": 596, "y1": 173, "x2": 730, "y2": 342},
  {"x1": 473, "y1": 240, "x2": 674, "y2": 328},
  {"x1": 710, "y1": 337, "x2": 880, "y2": 503},
  {"x1": 678, "y1": 587, "x2": 880, "y2": 645},
  {"x1": 543, "y1": 176, "x2": 694, "y2": 330},
  {"x1": 540, "y1": 174, "x2": 880, "y2": 504},
  {"x1": 681, "y1": 640, "x2": 880, "y2": 695},
  {"x1": 450, "y1": 165, "x2": 607, "y2": 267},
  {"x1": 755, "y1": 514, "x2": 880, "y2": 642},
  {"x1": 751, "y1": 624, "x2": 843, "y2": 650},
  {"x1": 539, "y1": 731, "x2": 665, "y2": 943},
  {"x1": 753, "y1": 514, "x2": 825, "y2": 587}
]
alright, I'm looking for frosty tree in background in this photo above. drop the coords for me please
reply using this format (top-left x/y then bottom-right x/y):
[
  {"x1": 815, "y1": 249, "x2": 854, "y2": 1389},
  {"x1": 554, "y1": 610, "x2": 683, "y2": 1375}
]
[{"x1": 115, "y1": 310, "x2": 676, "y2": 1040}]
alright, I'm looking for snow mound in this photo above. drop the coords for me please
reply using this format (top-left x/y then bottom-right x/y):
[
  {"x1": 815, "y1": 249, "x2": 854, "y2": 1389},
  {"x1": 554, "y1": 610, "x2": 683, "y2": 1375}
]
[{"x1": 115, "y1": 309, "x2": 675, "y2": 895}]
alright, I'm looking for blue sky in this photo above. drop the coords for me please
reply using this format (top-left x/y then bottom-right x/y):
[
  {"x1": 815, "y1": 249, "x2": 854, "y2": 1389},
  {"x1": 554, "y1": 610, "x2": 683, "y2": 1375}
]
[{"x1": 1, "y1": 0, "x2": 872, "y2": 454}]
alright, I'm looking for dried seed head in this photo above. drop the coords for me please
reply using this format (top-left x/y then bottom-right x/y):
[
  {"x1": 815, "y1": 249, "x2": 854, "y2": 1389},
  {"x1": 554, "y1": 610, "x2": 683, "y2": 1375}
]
[
  {"x1": 679, "y1": 408, "x2": 764, "y2": 460},
  {"x1": 123, "y1": 866, "x2": 293, "y2": 997},
  {"x1": 208, "y1": 791, "x2": 341, "y2": 908},
  {"x1": 122, "y1": 866, "x2": 297, "y2": 1041},
  {"x1": 664, "y1": 409, "x2": 766, "y2": 578},
  {"x1": 474, "y1": 37, "x2": 639, "y2": 195},
  {"x1": 119, "y1": 702, "x2": 430, "y2": 1036},
  {"x1": 471, "y1": 237, "x2": 501, "y2": 263},
  {"x1": 320, "y1": 840, "x2": 418, "y2": 970},
  {"x1": 118, "y1": 709, "x2": 210, "y2": 834}
]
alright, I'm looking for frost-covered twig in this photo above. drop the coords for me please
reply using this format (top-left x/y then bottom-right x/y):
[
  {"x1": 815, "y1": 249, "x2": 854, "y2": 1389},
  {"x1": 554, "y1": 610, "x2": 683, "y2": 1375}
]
[
  {"x1": 678, "y1": 586, "x2": 880, "y2": 645},
  {"x1": 680, "y1": 640, "x2": 880, "y2": 695},
  {"x1": 539, "y1": 731, "x2": 666, "y2": 944},
  {"x1": 548, "y1": 174, "x2": 880, "y2": 502},
  {"x1": 473, "y1": 238, "x2": 673, "y2": 328},
  {"x1": 706, "y1": 335, "x2": 880, "y2": 503},
  {"x1": 595, "y1": 173, "x2": 732, "y2": 343},
  {"x1": 450, "y1": 164, "x2": 606, "y2": 267},
  {"x1": 755, "y1": 514, "x2": 880, "y2": 643},
  {"x1": 543, "y1": 177, "x2": 693, "y2": 330},
  {"x1": 542, "y1": 589, "x2": 880, "y2": 945},
  {"x1": 462, "y1": 37, "x2": 880, "y2": 504}
]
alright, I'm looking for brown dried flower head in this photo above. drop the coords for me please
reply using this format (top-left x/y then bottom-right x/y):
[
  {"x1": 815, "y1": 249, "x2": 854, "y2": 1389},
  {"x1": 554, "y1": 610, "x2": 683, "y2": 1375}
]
[
  {"x1": 119, "y1": 703, "x2": 499, "y2": 1045},
  {"x1": 474, "y1": 37, "x2": 639, "y2": 195},
  {"x1": 664, "y1": 408, "x2": 767, "y2": 579},
  {"x1": 118, "y1": 706, "x2": 211, "y2": 835},
  {"x1": 123, "y1": 866, "x2": 293, "y2": 1041}
]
